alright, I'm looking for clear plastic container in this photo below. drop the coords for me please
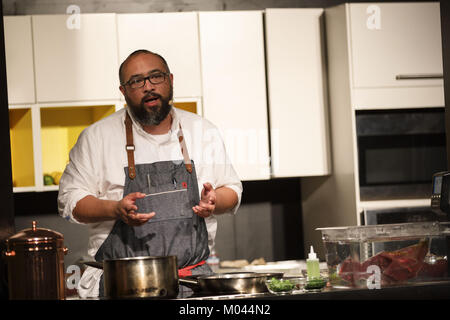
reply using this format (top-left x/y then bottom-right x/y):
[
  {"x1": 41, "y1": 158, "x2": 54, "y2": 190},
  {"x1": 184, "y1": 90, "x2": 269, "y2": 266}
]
[{"x1": 317, "y1": 222, "x2": 449, "y2": 289}]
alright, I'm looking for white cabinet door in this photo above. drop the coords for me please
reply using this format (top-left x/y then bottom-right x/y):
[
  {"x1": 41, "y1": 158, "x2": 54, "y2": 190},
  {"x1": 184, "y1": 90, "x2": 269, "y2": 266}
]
[
  {"x1": 199, "y1": 11, "x2": 270, "y2": 181},
  {"x1": 117, "y1": 12, "x2": 202, "y2": 100},
  {"x1": 349, "y1": 2, "x2": 443, "y2": 89},
  {"x1": 4, "y1": 16, "x2": 35, "y2": 105},
  {"x1": 265, "y1": 9, "x2": 330, "y2": 177},
  {"x1": 32, "y1": 14, "x2": 119, "y2": 102}
]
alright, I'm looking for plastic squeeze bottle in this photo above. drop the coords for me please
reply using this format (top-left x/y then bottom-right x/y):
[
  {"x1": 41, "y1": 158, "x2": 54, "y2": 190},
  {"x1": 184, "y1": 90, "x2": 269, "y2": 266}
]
[{"x1": 306, "y1": 245, "x2": 320, "y2": 280}]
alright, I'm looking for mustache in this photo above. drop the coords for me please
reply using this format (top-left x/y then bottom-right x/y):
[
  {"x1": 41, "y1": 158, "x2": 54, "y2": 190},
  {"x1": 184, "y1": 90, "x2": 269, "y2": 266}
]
[{"x1": 141, "y1": 92, "x2": 161, "y2": 103}]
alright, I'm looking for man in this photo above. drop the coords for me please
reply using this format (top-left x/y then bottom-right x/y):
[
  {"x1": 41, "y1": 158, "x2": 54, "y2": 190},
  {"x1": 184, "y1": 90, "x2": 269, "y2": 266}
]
[{"x1": 58, "y1": 49, "x2": 242, "y2": 298}]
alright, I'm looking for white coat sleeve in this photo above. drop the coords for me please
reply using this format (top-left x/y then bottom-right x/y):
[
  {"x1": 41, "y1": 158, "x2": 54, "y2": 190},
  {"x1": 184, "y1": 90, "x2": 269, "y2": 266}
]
[{"x1": 57, "y1": 127, "x2": 101, "y2": 224}]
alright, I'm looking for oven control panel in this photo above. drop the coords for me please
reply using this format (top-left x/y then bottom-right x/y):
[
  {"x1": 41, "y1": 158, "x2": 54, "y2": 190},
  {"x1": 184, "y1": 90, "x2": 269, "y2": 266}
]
[{"x1": 431, "y1": 171, "x2": 450, "y2": 216}]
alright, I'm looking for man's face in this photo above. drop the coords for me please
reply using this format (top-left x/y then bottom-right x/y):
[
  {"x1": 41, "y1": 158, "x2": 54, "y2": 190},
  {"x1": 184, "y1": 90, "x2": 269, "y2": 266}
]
[{"x1": 120, "y1": 53, "x2": 174, "y2": 127}]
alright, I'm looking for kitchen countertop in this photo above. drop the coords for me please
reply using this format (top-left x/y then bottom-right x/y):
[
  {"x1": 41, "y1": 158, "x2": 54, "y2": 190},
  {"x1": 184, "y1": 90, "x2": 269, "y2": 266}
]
[
  {"x1": 65, "y1": 280, "x2": 450, "y2": 300},
  {"x1": 204, "y1": 259, "x2": 450, "y2": 300},
  {"x1": 212, "y1": 259, "x2": 327, "y2": 276},
  {"x1": 66, "y1": 257, "x2": 450, "y2": 300},
  {"x1": 253, "y1": 280, "x2": 450, "y2": 300}
]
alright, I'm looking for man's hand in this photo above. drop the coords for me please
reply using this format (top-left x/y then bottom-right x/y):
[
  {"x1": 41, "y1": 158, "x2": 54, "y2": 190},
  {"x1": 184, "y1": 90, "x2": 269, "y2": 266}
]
[
  {"x1": 193, "y1": 183, "x2": 216, "y2": 218},
  {"x1": 115, "y1": 192, "x2": 155, "y2": 226}
]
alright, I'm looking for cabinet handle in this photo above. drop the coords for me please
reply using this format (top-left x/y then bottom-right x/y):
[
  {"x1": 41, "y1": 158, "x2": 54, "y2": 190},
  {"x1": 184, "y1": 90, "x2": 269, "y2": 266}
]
[{"x1": 395, "y1": 74, "x2": 443, "y2": 80}]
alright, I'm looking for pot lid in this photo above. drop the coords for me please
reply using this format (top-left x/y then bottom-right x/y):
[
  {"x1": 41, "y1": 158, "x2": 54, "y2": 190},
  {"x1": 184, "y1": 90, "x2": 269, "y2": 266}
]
[{"x1": 6, "y1": 221, "x2": 64, "y2": 245}]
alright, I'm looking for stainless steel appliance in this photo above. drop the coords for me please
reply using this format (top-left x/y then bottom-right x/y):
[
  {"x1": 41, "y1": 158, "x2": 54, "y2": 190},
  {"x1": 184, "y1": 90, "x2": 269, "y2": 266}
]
[
  {"x1": 431, "y1": 171, "x2": 450, "y2": 215},
  {"x1": 356, "y1": 107, "x2": 447, "y2": 201},
  {"x1": 431, "y1": 171, "x2": 450, "y2": 277}
]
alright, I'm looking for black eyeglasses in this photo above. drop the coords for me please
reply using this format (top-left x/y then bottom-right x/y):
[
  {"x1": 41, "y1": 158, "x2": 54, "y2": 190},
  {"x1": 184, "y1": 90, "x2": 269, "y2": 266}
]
[{"x1": 124, "y1": 71, "x2": 170, "y2": 89}]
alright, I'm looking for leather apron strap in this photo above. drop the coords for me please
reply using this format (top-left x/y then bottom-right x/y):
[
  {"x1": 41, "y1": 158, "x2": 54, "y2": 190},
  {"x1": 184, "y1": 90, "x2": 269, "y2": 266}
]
[
  {"x1": 125, "y1": 112, "x2": 136, "y2": 179},
  {"x1": 177, "y1": 124, "x2": 193, "y2": 174},
  {"x1": 125, "y1": 110, "x2": 192, "y2": 178}
]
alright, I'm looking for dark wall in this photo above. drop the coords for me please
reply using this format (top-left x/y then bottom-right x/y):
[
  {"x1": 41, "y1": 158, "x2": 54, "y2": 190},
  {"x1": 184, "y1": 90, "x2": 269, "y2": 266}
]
[
  {"x1": 2, "y1": 0, "x2": 439, "y2": 15},
  {"x1": 0, "y1": 0, "x2": 15, "y2": 300}
]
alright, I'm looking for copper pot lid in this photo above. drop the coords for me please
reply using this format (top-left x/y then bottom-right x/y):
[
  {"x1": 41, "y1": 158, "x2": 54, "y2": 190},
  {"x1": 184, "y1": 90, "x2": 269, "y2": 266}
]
[{"x1": 6, "y1": 221, "x2": 64, "y2": 246}]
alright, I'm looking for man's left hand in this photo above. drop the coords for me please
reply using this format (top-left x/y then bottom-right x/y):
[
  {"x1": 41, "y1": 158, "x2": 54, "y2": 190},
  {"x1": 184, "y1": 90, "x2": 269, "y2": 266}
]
[{"x1": 193, "y1": 183, "x2": 216, "y2": 218}]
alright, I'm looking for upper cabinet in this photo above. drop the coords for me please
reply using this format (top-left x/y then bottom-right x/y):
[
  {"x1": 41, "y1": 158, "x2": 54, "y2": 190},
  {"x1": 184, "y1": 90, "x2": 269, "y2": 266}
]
[
  {"x1": 199, "y1": 11, "x2": 270, "y2": 181},
  {"x1": 350, "y1": 3, "x2": 443, "y2": 89},
  {"x1": 3, "y1": 16, "x2": 36, "y2": 105},
  {"x1": 345, "y1": 2, "x2": 444, "y2": 109},
  {"x1": 32, "y1": 14, "x2": 119, "y2": 103},
  {"x1": 265, "y1": 9, "x2": 331, "y2": 177},
  {"x1": 117, "y1": 12, "x2": 202, "y2": 100}
]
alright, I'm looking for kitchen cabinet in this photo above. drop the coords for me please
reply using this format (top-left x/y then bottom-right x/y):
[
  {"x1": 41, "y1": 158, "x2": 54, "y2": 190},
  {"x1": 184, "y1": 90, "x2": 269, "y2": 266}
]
[
  {"x1": 348, "y1": 2, "x2": 444, "y2": 109},
  {"x1": 117, "y1": 12, "x2": 202, "y2": 102},
  {"x1": 264, "y1": 9, "x2": 330, "y2": 178},
  {"x1": 7, "y1": 12, "x2": 204, "y2": 193},
  {"x1": 6, "y1": 9, "x2": 332, "y2": 191},
  {"x1": 199, "y1": 11, "x2": 270, "y2": 181},
  {"x1": 300, "y1": 3, "x2": 443, "y2": 259},
  {"x1": 32, "y1": 14, "x2": 119, "y2": 103},
  {"x1": 350, "y1": 3, "x2": 443, "y2": 88},
  {"x1": 3, "y1": 16, "x2": 35, "y2": 105}
]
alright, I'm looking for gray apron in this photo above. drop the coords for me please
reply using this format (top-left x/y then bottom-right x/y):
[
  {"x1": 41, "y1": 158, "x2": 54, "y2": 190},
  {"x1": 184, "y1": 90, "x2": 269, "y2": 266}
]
[{"x1": 95, "y1": 111, "x2": 212, "y2": 297}]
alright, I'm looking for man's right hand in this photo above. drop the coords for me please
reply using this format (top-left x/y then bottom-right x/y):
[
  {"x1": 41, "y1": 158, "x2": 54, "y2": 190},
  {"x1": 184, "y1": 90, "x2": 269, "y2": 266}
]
[{"x1": 115, "y1": 192, "x2": 155, "y2": 226}]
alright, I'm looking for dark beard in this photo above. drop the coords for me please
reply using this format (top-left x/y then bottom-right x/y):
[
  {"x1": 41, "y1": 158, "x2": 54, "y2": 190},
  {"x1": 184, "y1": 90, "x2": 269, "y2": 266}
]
[{"x1": 126, "y1": 89, "x2": 173, "y2": 127}]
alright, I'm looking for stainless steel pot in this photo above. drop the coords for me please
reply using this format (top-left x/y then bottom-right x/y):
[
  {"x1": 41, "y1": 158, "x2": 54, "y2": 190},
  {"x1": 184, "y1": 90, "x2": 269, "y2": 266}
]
[
  {"x1": 179, "y1": 272, "x2": 284, "y2": 295},
  {"x1": 83, "y1": 256, "x2": 179, "y2": 299},
  {"x1": 4, "y1": 221, "x2": 68, "y2": 300}
]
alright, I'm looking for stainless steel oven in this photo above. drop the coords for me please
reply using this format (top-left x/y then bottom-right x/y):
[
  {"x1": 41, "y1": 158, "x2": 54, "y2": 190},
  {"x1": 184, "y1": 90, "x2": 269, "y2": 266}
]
[{"x1": 356, "y1": 107, "x2": 447, "y2": 201}]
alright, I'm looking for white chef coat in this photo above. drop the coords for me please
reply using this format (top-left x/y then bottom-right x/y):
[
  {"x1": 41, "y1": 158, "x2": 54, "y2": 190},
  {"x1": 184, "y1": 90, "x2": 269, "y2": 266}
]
[{"x1": 57, "y1": 107, "x2": 242, "y2": 297}]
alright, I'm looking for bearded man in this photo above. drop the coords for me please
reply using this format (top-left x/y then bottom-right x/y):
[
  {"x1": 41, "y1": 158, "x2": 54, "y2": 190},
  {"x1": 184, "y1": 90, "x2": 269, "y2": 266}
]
[{"x1": 58, "y1": 49, "x2": 242, "y2": 298}]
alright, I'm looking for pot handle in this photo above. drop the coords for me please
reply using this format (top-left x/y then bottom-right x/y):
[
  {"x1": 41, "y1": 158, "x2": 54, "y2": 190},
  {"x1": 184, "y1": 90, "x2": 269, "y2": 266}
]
[
  {"x1": 178, "y1": 277, "x2": 198, "y2": 285},
  {"x1": 179, "y1": 277, "x2": 201, "y2": 291}
]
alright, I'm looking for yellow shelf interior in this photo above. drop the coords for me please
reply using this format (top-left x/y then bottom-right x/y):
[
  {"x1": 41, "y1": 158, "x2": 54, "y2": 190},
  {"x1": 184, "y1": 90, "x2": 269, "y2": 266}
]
[
  {"x1": 173, "y1": 101, "x2": 197, "y2": 114},
  {"x1": 9, "y1": 108, "x2": 35, "y2": 187},
  {"x1": 40, "y1": 105, "x2": 115, "y2": 176}
]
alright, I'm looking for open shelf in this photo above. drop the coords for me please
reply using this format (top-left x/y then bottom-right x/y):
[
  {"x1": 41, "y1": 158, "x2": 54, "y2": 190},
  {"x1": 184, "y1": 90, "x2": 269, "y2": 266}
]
[
  {"x1": 39, "y1": 104, "x2": 116, "y2": 190},
  {"x1": 174, "y1": 101, "x2": 198, "y2": 114},
  {"x1": 9, "y1": 108, "x2": 35, "y2": 188}
]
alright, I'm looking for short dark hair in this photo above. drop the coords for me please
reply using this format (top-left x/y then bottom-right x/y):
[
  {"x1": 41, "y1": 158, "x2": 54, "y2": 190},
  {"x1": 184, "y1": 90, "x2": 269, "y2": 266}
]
[{"x1": 119, "y1": 49, "x2": 171, "y2": 85}]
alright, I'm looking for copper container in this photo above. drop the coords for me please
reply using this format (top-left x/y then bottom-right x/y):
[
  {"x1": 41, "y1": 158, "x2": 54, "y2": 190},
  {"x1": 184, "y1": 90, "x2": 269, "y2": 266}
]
[{"x1": 4, "y1": 221, "x2": 68, "y2": 299}]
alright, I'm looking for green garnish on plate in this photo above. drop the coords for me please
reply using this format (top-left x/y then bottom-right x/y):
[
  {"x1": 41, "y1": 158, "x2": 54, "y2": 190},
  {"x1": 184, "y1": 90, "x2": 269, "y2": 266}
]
[
  {"x1": 305, "y1": 277, "x2": 326, "y2": 290},
  {"x1": 267, "y1": 277, "x2": 295, "y2": 292}
]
